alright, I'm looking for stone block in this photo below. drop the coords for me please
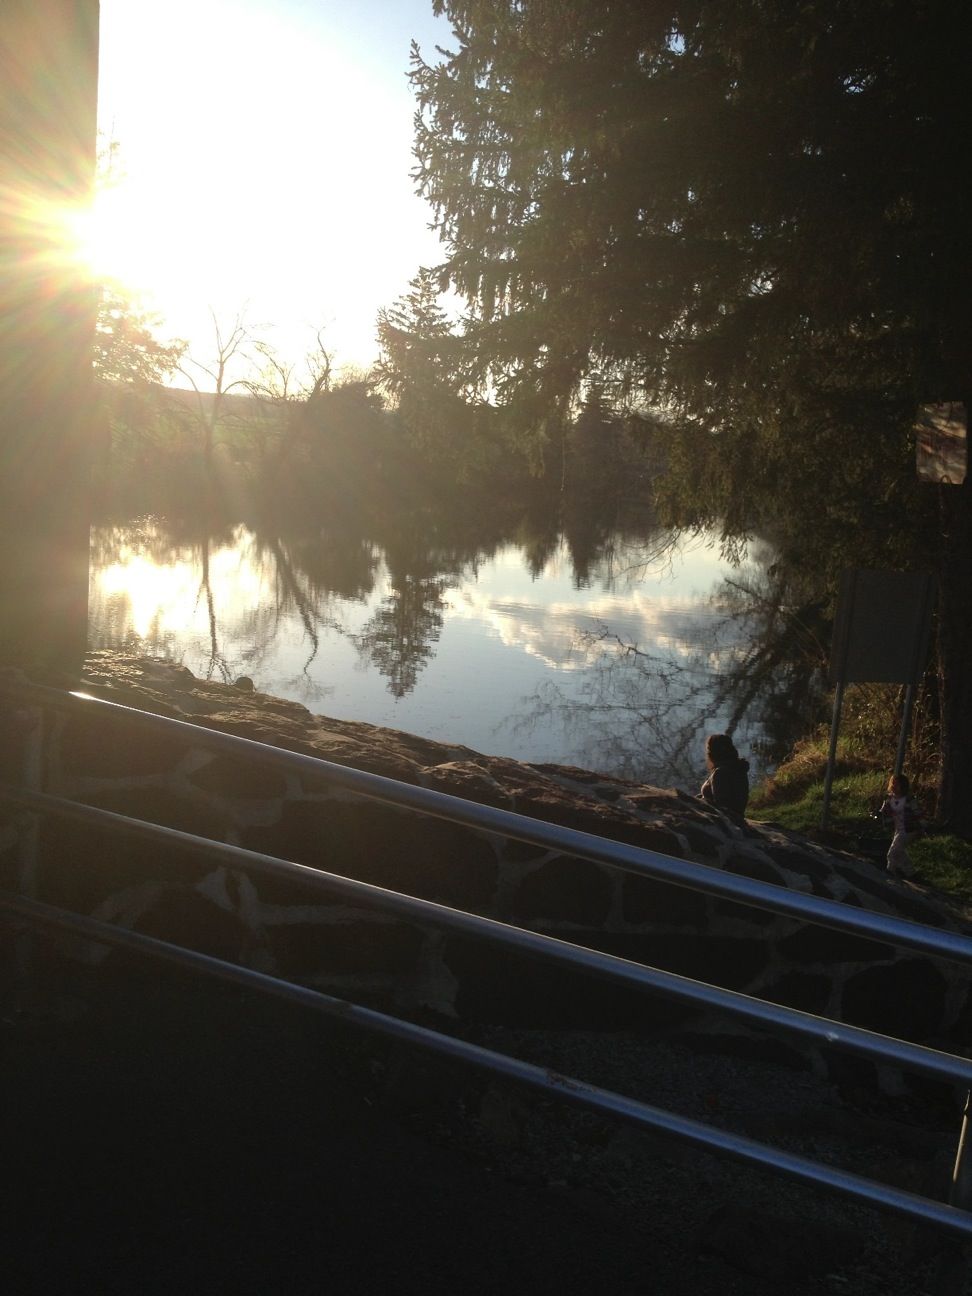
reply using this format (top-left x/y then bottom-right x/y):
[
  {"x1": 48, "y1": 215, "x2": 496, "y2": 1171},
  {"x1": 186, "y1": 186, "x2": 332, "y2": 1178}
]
[
  {"x1": 832, "y1": 865, "x2": 948, "y2": 926},
  {"x1": 616, "y1": 821, "x2": 688, "y2": 856},
  {"x1": 442, "y1": 934, "x2": 692, "y2": 1030},
  {"x1": 622, "y1": 873, "x2": 708, "y2": 927},
  {"x1": 80, "y1": 786, "x2": 229, "y2": 841},
  {"x1": 778, "y1": 925, "x2": 894, "y2": 966},
  {"x1": 501, "y1": 837, "x2": 550, "y2": 863},
  {"x1": 756, "y1": 970, "x2": 832, "y2": 1015},
  {"x1": 233, "y1": 856, "x2": 342, "y2": 908},
  {"x1": 761, "y1": 845, "x2": 833, "y2": 884},
  {"x1": 709, "y1": 897, "x2": 777, "y2": 926},
  {"x1": 242, "y1": 801, "x2": 498, "y2": 912},
  {"x1": 952, "y1": 986, "x2": 972, "y2": 1047},
  {"x1": 37, "y1": 809, "x2": 214, "y2": 913},
  {"x1": 188, "y1": 754, "x2": 288, "y2": 800},
  {"x1": 841, "y1": 958, "x2": 948, "y2": 1041},
  {"x1": 127, "y1": 885, "x2": 252, "y2": 963},
  {"x1": 713, "y1": 853, "x2": 796, "y2": 924},
  {"x1": 265, "y1": 918, "x2": 424, "y2": 978},
  {"x1": 58, "y1": 709, "x2": 190, "y2": 779},
  {"x1": 508, "y1": 789, "x2": 685, "y2": 858},
  {"x1": 52, "y1": 651, "x2": 972, "y2": 1089},
  {"x1": 669, "y1": 821, "x2": 722, "y2": 858},
  {"x1": 589, "y1": 930, "x2": 768, "y2": 992},
  {"x1": 723, "y1": 851, "x2": 787, "y2": 888},
  {"x1": 421, "y1": 761, "x2": 514, "y2": 809},
  {"x1": 510, "y1": 855, "x2": 612, "y2": 925},
  {"x1": 293, "y1": 732, "x2": 422, "y2": 787}
]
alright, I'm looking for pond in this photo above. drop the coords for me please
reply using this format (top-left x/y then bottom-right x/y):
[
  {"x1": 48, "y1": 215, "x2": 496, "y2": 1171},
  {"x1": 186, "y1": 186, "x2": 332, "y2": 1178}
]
[{"x1": 87, "y1": 515, "x2": 797, "y2": 792}]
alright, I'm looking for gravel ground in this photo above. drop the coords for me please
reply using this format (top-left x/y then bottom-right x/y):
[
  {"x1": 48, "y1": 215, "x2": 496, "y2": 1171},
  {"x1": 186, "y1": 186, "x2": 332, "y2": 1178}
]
[
  {"x1": 3, "y1": 950, "x2": 970, "y2": 1295},
  {"x1": 365, "y1": 1021, "x2": 971, "y2": 1296}
]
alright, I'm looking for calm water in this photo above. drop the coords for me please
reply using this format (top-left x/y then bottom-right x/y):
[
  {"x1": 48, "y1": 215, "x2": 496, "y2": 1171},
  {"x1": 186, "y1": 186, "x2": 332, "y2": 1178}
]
[{"x1": 87, "y1": 517, "x2": 775, "y2": 791}]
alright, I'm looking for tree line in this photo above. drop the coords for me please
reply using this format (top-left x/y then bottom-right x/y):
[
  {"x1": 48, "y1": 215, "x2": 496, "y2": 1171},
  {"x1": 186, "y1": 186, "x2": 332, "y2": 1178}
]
[{"x1": 93, "y1": 288, "x2": 659, "y2": 527}]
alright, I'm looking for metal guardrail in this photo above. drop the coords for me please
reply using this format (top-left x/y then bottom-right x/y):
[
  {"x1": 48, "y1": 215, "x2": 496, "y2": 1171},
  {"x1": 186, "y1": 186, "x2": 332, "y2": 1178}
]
[
  {"x1": 2, "y1": 678, "x2": 972, "y2": 1246},
  {"x1": 3, "y1": 783, "x2": 971, "y2": 1092},
  {"x1": 7, "y1": 682, "x2": 972, "y2": 967}
]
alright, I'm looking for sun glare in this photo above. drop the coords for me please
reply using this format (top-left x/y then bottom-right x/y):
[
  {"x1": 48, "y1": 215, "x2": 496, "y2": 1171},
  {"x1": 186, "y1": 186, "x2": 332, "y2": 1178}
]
[
  {"x1": 98, "y1": 554, "x2": 201, "y2": 640},
  {"x1": 84, "y1": 187, "x2": 139, "y2": 288},
  {"x1": 95, "y1": 528, "x2": 266, "y2": 642},
  {"x1": 60, "y1": 186, "x2": 135, "y2": 292},
  {"x1": 94, "y1": 0, "x2": 445, "y2": 367}
]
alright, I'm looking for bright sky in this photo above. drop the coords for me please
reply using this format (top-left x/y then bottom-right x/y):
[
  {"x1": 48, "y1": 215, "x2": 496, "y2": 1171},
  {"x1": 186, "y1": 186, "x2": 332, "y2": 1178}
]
[{"x1": 93, "y1": 0, "x2": 453, "y2": 379}]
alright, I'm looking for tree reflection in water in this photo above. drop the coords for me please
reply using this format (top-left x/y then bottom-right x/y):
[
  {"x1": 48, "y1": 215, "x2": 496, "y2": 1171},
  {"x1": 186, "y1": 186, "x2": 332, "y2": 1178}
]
[
  {"x1": 352, "y1": 570, "x2": 447, "y2": 698},
  {"x1": 351, "y1": 528, "x2": 483, "y2": 697},
  {"x1": 511, "y1": 543, "x2": 831, "y2": 786},
  {"x1": 89, "y1": 519, "x2": 372, "y2": 699},
  {"x1": 88, "y1": 516, "x2": 831, "y2": 785}
]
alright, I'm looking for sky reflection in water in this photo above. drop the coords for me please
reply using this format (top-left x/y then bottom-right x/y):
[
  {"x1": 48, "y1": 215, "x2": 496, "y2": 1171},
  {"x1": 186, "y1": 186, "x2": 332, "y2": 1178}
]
[{"x1": 88, "y1": 519, "x2": 765, "y2": 791}]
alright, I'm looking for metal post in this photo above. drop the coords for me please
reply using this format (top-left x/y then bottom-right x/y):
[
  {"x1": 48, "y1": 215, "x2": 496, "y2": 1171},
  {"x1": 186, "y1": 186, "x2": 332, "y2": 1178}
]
[
  {"x1": 14, "y1": 706, "x2": 43, "y2": 1008},
  {"x1": 932, "y1": 1088, "x2": 972, "y2": 1294},
  {"x1": 894, "y1": 683, "x2": 916, "y2": 779},
  {"x1": 821, "y1": 681, "x2": 845, "y2": 829},
  {"x1": 950, "y1": 1092, "x2": 972, "y2": 1210}
]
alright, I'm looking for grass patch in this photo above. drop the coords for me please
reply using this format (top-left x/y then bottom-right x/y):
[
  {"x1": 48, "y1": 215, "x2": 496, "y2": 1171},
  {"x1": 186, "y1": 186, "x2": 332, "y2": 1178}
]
[
  {"x1": 749, "y1": 736, "x2": 887, "y2": 841},
  {"x1": 910, "y1": 835, "x2": 972, "y2": 904},
  {"x1": 750, "y1": 770, "x2": 885, "y2": 836},
  {"x1": 751, "y1": 734, "x2": 884, "y2": 807},
  {"x1": 750, "y1": 738, "x2": 972, "y2": 906}
]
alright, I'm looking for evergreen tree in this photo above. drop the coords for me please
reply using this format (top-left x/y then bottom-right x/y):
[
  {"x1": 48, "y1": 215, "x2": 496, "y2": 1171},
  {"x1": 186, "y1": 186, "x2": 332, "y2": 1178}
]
[
  {"x1": 377, "y1": 267, "x2": 508, "y2": 482},
  {"x1": 412, "y1": 1, "x2": 972, "y2": 826},
  {"x1": 376, "y1": 267, "x2": 461, "y2": 447}
]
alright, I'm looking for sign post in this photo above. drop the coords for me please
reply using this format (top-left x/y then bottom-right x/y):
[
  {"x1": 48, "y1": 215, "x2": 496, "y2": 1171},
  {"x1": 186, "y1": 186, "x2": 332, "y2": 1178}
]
[{"x1": 822, "y1": 570, "x2": 935, "y2": 827}]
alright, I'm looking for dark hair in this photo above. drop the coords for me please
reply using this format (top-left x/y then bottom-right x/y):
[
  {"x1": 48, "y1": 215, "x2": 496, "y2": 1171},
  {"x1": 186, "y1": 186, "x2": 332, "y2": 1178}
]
[
  {"x1": 889, "y1": 772, "x2": 911, "y2": 796},
  {"x1": 706, "y1": 733, "x2": 738, "y2": 768}
]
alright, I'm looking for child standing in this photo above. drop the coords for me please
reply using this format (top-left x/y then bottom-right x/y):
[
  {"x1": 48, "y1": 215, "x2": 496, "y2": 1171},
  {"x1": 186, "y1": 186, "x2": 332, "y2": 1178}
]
[{"x1": 878, "y1": 773, "x2": 922, "y2": 879}]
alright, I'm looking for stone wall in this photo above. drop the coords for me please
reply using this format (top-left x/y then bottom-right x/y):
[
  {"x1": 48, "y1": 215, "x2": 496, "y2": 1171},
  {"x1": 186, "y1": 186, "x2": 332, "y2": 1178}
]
[{"x1": 2, "y1": 652, "x2": 970, "y2": 1087}]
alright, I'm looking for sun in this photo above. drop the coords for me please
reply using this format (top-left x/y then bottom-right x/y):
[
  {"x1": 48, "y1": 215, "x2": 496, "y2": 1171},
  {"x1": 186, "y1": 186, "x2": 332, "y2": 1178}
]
[
  {"x1": 0, "y1": 172, "x2": 126, "y2": 310},
  {"x1": 65, "y1": 184, "x2": 138, "y2": 292}
]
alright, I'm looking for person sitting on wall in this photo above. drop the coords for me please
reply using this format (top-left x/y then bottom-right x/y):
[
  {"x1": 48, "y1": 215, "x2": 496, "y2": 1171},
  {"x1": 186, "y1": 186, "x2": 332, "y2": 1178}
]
[{"x1": 699, "y1": 733, "x2": 750, "y2": 817}]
